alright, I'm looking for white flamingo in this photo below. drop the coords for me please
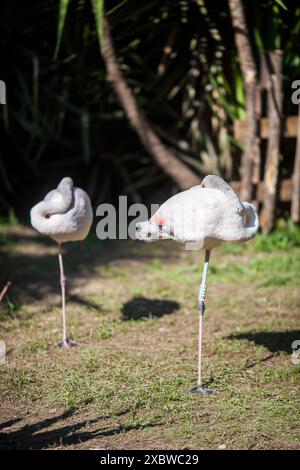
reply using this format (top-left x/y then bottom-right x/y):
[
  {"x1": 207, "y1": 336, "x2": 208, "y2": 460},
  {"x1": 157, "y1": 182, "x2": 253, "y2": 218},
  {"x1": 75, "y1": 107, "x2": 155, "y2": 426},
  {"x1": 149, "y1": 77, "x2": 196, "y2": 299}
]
[
  {"x1": 30, "y1": 177, "x2": 93, "y2": 348},
  {"x1": 136, "y1": 175, "x2": 259, "y2": 394}
]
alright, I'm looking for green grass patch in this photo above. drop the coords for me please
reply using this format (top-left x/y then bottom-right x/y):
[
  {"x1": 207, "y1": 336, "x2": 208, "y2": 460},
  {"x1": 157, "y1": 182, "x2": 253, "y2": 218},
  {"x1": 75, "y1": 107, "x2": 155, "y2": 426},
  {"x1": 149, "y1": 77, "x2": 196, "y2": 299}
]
[
  {"x1": 0, "y1": 224, "x2": 299, "y2": 449},
  {"x1": 252, "y1": 220, "x2": 300, "y2": 252}
]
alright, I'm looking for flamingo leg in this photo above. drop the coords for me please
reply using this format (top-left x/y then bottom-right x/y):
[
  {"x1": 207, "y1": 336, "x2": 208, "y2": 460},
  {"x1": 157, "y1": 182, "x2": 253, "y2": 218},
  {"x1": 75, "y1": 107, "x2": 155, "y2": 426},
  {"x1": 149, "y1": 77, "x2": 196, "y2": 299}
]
[
  {"x1": 57, "y1": 244, "x2": 76, "y2": 349},
  {"x1": 190, "y1": 250, "x2": 216, "y2": 395}
]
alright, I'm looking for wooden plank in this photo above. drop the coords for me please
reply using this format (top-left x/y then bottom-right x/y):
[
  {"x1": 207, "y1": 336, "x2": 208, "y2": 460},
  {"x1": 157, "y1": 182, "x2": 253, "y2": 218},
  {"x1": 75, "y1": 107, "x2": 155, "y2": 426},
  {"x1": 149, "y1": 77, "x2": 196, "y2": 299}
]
[
  {"x1": 291, "y1": 104, "x2": 300, "y2": 222},
  {"x1": 261, "y1": 50, "x2": 283, "y2": 234},
  {"x1": 231, "y1": 178, "x2": 292, "y2": 203},
  {"x1": 234, "y1": 115, "x2": 298, "y2": 140}
]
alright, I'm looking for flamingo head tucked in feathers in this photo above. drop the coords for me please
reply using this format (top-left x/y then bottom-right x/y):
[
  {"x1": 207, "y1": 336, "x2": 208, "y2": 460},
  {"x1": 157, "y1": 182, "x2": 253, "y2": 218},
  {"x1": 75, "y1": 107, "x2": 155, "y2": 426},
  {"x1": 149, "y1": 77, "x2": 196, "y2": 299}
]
[
  {"x1": 135, "y1": 220, "x2": 161, "y2": 242},
  {"x1": 30, "y1": 176, "x2": 93, "y2": 244}
]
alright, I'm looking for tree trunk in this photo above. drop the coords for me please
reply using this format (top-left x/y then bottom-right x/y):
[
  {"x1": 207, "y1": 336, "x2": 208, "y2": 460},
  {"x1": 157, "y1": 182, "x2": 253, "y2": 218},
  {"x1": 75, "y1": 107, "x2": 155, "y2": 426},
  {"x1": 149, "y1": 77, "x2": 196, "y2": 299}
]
[
  {"x1": 261, "y1": 51, "x2": 283, "y2": 233},
  {"x1": 251, "y1": 52, "x2": 268, "y2": 206},
  {"x1": 228, "y1": 0, "x2": 258, "y2": 201},
  {"x1": 291, "y1": 103, "x2": 300, "y2": 223},
  {"x1": 100, "y1": 17, "x2": 201, "y2": 190}
]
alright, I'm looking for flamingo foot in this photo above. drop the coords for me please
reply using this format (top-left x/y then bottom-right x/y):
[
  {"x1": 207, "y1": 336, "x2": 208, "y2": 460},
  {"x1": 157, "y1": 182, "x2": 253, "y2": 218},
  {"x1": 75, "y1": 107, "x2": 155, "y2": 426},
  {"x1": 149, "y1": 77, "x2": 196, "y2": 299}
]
[
  {"x1": 56, "y1": 338, "x2": 77, "y2": 349},
  {"x1": 190, "y1": 386, "x2": 217, "y2": 396}
]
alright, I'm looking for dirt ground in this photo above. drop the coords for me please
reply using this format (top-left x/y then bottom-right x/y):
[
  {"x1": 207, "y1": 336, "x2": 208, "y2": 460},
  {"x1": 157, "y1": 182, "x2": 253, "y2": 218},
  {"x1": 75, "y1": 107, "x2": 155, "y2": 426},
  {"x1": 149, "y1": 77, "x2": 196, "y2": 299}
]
[{"x1": 0, "y1": 225, "x2": 299, "y2": 450}]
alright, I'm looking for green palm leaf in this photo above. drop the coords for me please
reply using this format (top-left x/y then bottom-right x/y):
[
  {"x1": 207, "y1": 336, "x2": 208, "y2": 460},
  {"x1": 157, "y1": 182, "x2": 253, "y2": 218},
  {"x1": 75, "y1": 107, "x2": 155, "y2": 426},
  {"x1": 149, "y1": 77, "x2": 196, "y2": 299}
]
[
  {"x1": 54, "y1": 0, "x2": 70, "y2": 60},
  {"x1": 91, "y1": 0, "x2": 104, "y2": 48}
]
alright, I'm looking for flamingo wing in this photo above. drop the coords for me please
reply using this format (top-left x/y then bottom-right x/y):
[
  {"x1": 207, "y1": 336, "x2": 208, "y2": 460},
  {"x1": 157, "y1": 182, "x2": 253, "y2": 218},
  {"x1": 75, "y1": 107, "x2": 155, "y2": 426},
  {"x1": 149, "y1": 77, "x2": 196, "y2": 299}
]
[{"x1": 150, "y1": 187, "x2": 228, "y2": 243}]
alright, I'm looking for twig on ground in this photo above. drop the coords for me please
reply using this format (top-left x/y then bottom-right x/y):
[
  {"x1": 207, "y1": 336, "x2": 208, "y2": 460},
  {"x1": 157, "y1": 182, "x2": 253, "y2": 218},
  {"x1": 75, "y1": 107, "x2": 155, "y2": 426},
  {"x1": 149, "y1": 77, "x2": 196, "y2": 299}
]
[{"x1": 0, "y1": 281, "x2": 12, "y2": 302}]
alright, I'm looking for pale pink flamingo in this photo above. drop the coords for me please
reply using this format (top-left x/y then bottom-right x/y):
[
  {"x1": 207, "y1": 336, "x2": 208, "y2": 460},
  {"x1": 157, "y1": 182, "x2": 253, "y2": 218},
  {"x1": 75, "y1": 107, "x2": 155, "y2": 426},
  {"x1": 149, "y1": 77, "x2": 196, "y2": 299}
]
[
  {"x1": 136, "y1": 175, "x2": 259, "y2": 394},
  {"x1": 30, "y1": 177, "x2": 93, "y2": 348}
]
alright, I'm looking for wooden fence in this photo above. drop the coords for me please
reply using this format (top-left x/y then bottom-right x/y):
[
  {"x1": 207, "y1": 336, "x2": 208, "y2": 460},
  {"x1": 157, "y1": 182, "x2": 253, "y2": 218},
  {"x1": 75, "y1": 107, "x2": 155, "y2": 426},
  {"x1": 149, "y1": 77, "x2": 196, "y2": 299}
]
[{"x1": 233, "y1": 113, "x2": 300, "y2": 230}]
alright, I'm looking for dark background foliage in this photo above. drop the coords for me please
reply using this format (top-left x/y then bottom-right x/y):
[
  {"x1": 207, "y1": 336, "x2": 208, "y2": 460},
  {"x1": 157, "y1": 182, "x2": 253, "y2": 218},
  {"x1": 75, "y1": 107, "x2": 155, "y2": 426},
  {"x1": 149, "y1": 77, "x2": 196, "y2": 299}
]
[{"x1": 0, "y1": 0, "x2": 299, "y2": 220}]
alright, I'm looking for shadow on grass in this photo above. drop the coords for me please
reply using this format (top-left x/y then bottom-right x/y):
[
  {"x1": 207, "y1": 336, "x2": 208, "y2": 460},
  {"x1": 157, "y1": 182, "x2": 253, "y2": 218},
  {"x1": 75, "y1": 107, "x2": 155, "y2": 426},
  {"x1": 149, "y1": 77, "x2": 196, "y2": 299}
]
[
  {"x1": 121, "y1": 297, "x2": 180, "y2": 321},
  {"x1": 0, "y1": 418, "x2": 22, "y2": 431},
  {"x1": 0, "y1": 406, "x2": 160, "y2": 450},
  {"x1": 0, "y1": 228, "x2": 177, "y2": 316},
  {"x1": 227, "y1": 330, "x2": 300, "y2": 354}
]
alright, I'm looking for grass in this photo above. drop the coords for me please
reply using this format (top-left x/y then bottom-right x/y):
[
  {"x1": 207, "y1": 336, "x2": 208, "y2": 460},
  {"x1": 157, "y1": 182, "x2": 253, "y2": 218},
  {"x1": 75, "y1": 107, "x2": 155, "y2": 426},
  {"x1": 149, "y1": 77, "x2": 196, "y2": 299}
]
[{"x1": 0, "y1": 223, "x2": 299, "y2": 449}]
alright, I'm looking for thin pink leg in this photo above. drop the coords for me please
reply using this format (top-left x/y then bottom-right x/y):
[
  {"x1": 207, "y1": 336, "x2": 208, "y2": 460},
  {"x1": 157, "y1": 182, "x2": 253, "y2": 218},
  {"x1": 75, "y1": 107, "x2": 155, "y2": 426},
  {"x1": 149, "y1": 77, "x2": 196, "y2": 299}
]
[
  {"x1": 57, "y1": 244, "x2": 76, "y2": 349},
  {"x1": 197, "y1": 313, "x2": 203, "y2": 388},
  {"x1": 197, "y1": 250, "x2": 210, "y2": 388},
  {"x1": 191, "y1": 250, "x2": 215, "y2": 395},
  {"x1": 58, "y1": 244, "x2": 67, "y2": 346}
]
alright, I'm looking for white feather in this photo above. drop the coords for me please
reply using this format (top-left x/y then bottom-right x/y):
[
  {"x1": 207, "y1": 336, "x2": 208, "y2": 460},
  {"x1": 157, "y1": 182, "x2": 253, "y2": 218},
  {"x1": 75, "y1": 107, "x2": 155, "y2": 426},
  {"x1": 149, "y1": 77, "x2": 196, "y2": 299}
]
[
  {"x1": 136, "y1": 175, "x2": 259, "y2": 250},
  {"x1": 30, "y1": 177, "x2": 93, "y2": 244}
]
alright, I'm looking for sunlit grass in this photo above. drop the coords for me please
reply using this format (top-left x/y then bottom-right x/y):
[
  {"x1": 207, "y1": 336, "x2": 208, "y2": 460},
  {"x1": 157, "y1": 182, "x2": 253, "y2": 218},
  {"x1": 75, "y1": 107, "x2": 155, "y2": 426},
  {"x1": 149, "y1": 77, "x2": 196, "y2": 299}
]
[{"x1": 0, "y1": 224, "x2": 299, "y2": 449}]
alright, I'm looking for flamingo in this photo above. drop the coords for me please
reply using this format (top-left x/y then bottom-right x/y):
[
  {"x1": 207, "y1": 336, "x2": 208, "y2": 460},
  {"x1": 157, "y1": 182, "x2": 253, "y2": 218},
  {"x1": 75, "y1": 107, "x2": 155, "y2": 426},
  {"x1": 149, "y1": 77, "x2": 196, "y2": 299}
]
[
  {"x1": 136, "y1": 175, "x2": 259, "y2": 394},
  {"x1": 30, "y1": 177, "x2": 93, "y2": 348}
]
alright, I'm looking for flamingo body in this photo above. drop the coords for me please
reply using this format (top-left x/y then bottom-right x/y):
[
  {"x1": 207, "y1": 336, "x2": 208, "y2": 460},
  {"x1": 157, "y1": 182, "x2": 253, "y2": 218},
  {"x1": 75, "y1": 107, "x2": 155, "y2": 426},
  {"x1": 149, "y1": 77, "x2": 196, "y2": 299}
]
[
  {"x1": 136, "y1": 175, "x2": 258, "y2": 250},
  {"x1": 30, "y1": 177, "x2": 93, "y2": 244},
  {"x1": 135, "y1": 175, "x2": 259, "y2": 394},
  {"x1": 30, "y1": 177, "x2": 93, "y2": 348}
]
